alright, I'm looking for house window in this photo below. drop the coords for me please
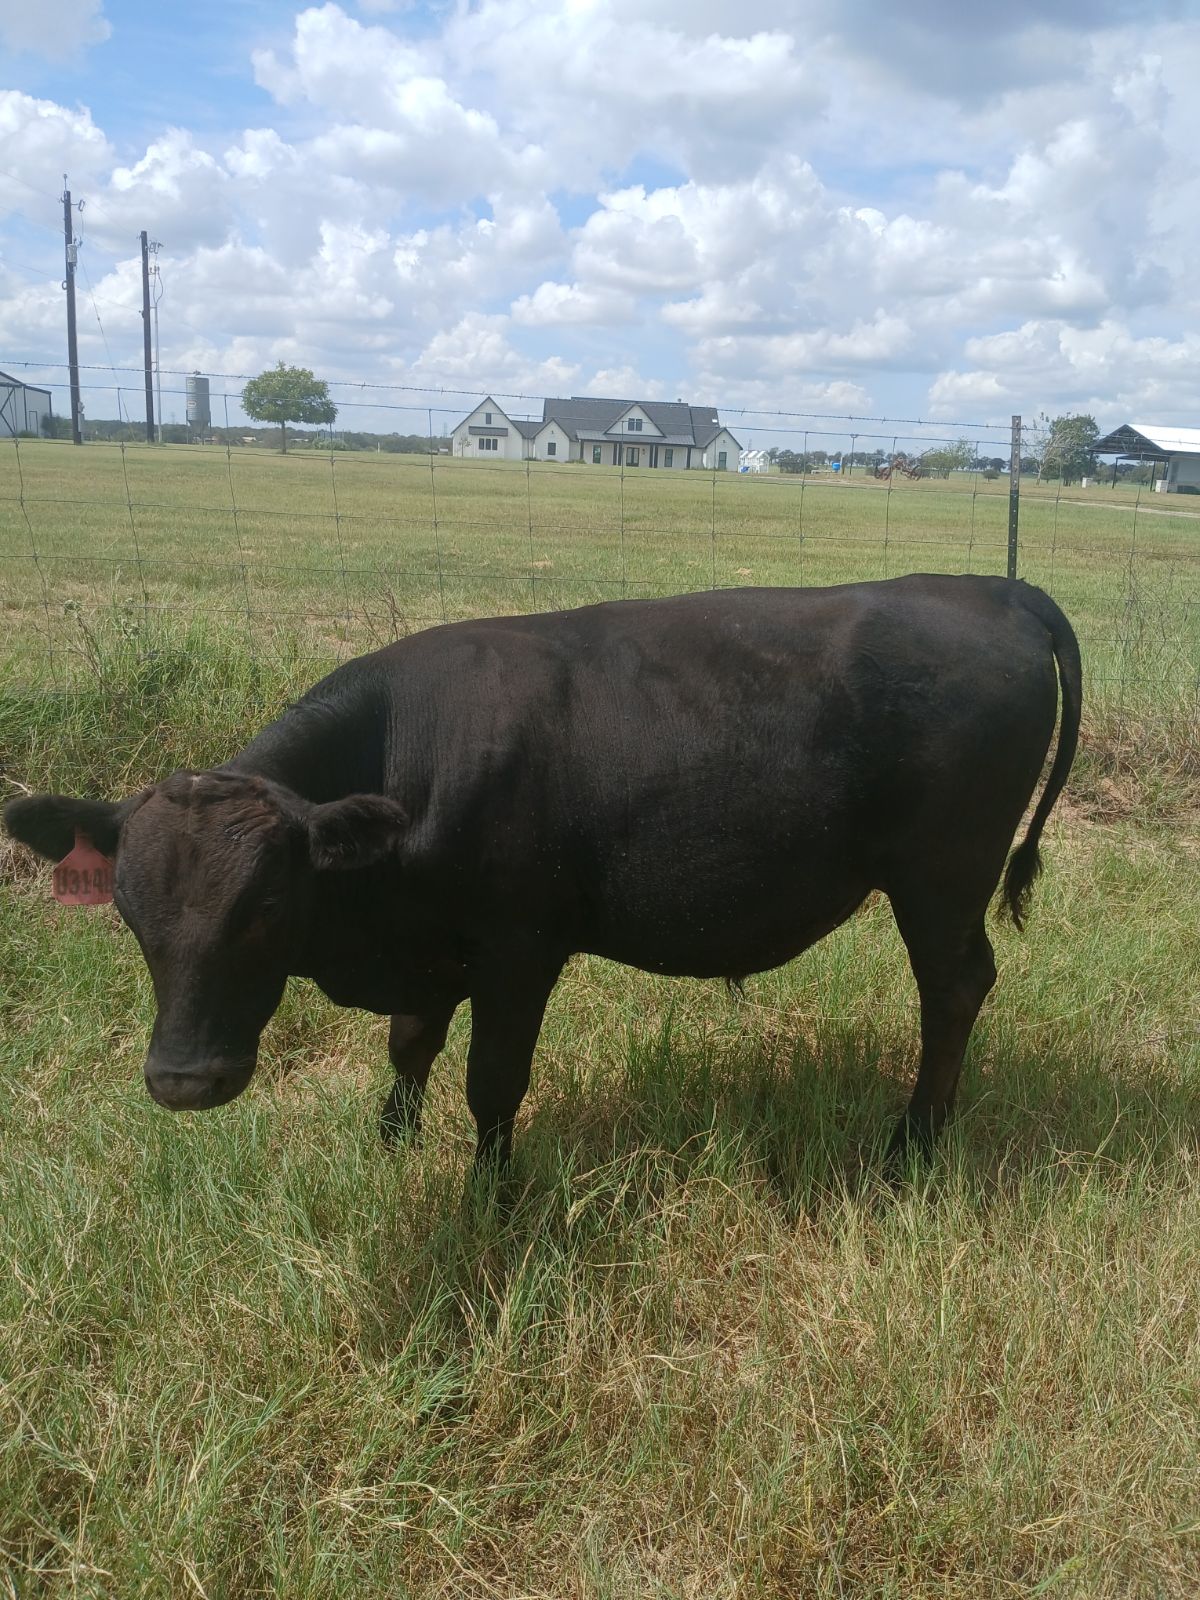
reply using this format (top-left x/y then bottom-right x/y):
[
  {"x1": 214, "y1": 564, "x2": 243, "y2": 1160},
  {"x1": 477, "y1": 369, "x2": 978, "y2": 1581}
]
[
  {"x1": 664, "y1": 448, "x2": 674, "y2": 468},
  {"x1": 484, "y1": 412, "x2": 493, "y2": 425},
  {"x1": 547, "y1": 441, "x2": 556, "y2": 456},
  {"x1": 717, "y1": 450, "x2": 727, "y2": 470},
  {"x1": 478, "y1": 436, "x2": 498, "y2": 451},
  {"x1": 592, "y1": 445, "x2": 602, "y2": 464},
  {"x1": 627, "y1": 447, "x2": 639, "y2": 467},
  {"x1": 627, "y1": 417, "x2": 643, "y2": 431}
]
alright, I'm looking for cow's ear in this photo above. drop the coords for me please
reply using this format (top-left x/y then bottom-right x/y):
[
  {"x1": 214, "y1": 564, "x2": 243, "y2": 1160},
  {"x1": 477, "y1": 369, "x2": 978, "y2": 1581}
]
[
  {"x1": 4, "y1": 793, "x2": 131, "y2": 862},
  {"x1": 306, "y1": 794, "x2": 408, "y2": 871}
]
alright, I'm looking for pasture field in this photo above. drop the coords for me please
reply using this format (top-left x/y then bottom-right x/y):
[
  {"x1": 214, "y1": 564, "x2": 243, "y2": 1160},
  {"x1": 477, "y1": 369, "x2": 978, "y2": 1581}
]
[
  {"x1": 2, "y1": 441, "x2": 1198, "y2": 705},
  {"x1": 1, "y1": 441, "x2": 1199, "y2": 1597}
]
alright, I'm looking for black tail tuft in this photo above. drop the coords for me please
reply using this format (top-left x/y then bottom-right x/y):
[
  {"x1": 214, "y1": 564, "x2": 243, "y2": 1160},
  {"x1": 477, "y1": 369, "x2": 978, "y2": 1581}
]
[{"x1": 1003, "y1": 836, "x2": 1043, "y2": 931}]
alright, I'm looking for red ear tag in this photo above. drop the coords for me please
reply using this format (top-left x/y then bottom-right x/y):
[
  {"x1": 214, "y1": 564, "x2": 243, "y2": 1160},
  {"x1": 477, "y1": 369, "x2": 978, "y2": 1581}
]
[{"x1": 52, "y1": 831, "x2": 115, "y2": 906}]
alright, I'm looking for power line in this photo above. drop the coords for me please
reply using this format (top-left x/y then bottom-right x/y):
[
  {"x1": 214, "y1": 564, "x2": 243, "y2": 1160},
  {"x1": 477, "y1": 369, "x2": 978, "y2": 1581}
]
[
  {"x1": 0, "y1": 166, "x2": 59, "y2": 203},
  {"x1": 76, "y1": 253, "x2": 129, "y2": 425},
  {"x1": 0, "y1": 355, "x2": 1025, "y2": 435},
  {"x1": 0, "y1": 255, "x2": 61, "y2": 284}
]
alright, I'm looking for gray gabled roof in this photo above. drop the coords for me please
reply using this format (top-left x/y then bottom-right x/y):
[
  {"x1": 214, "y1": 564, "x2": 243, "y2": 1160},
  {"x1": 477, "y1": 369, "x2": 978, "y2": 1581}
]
[
  {"x1": 694, "y1": 424, "x2": 742, "y2": 451},
  {"x1": 539, "y1": 397, "x2": 627, "y2": 439},
  {"x1": 541, "y1": 395, "x2": 731, "y2": 448}
]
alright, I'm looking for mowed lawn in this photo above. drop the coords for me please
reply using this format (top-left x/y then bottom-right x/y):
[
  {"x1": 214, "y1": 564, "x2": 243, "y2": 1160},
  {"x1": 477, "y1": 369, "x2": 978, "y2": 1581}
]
[{"x1": 1, "y1": 441, "x2": 1199, "y2": 1597}]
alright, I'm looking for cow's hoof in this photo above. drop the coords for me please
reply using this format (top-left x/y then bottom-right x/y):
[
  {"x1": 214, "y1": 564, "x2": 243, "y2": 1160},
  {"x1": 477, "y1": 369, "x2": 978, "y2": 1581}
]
[
  {"x1": 882, "y1": 1119, "x2": 934, "y2": 1185},
  {"x1": 379, "y1": 1111, "x2": 422, "y2": 1149}
]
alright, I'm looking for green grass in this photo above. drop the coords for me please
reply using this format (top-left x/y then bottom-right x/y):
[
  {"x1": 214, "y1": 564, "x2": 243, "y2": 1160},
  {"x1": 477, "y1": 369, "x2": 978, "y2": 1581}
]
[
  {"x1": 1, "y1": 441, "x2": 1199, "y2": 1596},
  {"x1": 3, "y1": 440, "x2": 1197, "y2": 709}
]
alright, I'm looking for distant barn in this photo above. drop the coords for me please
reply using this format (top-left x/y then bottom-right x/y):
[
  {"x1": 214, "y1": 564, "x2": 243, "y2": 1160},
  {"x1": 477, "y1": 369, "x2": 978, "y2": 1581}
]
[
  {"x1": 1094, "y1": 423, "x2": 1200, "y2": 494},
  {"x1": 0, "y1": 371, "x2": 52, "y2": 438}
]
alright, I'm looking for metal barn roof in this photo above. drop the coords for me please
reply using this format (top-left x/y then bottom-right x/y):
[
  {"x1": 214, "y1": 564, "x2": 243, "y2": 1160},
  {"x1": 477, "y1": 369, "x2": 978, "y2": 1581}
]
[
  {"x1": 0, "y1": 369, "x2": 51, "y2": 397},
  {"x1": 1094, "y1": 422, "x2": 1200, "y2": 459}
]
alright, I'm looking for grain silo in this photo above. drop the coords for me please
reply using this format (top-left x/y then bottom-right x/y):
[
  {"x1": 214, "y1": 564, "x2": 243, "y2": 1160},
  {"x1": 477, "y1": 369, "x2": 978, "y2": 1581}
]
[{"x1": 185, "y1": 371, "x2": 211, "y2": 434}]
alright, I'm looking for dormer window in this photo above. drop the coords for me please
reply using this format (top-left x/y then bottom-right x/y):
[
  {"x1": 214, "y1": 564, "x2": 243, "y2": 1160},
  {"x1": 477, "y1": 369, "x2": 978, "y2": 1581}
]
[{"x1": 627, "y1": 417, "x2": 643, "y2": 431}]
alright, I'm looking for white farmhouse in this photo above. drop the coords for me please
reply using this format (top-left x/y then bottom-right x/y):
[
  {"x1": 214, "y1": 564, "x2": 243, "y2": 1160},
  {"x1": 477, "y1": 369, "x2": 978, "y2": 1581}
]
[
  {"x1": 1094, "y1": 422, "x2": 1200, "y2": 493},
  {"x1": 451, "y1": 395, "x2": 741, "y2": 469}
]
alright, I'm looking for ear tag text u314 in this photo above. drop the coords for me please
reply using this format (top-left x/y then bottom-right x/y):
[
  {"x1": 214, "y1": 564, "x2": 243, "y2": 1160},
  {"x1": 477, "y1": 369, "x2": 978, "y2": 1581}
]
[{"x1": 52, "y1": 832, "x2": 115, "y2": 906}]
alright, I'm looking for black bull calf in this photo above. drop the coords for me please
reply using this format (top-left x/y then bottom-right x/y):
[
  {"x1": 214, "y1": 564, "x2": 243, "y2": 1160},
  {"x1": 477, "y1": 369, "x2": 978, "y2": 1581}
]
[{"x1": 6, "y1": 576, "x2": 1081, "y2": 1169}]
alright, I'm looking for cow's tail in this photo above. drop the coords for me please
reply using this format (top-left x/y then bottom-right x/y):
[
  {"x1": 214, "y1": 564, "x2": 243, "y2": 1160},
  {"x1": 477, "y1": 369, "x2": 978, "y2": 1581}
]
[{"x1": 1002, "y1": 584, "x2": 1083, "y2": 930}]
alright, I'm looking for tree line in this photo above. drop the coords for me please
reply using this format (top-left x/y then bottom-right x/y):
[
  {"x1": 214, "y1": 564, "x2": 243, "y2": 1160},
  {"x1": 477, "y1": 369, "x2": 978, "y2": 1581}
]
[{"x1": 767, "y1": 415, "x2": 1105, "y2": 485}]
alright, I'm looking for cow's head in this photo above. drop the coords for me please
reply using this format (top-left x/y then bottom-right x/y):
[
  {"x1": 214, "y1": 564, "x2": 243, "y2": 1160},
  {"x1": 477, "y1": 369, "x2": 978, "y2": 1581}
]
[{"x1": 5, "y1": 773, "x2": 407, "y2": 1111}]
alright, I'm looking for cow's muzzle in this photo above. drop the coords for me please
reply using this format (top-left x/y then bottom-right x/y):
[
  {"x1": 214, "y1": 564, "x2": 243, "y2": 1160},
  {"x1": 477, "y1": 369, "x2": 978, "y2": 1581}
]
[{"x1": 144, "y1": 1058, "x2": 255, "y2": 1111}]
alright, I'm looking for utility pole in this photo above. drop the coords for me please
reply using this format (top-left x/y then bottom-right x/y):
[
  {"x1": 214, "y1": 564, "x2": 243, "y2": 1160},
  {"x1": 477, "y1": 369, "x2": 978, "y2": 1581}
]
[
  {"x1": 140, "y1": 230, "x2": 154, "y2": 442},
  {"x1": 62, "y1": 176, "x2": 82, "y2": 445},
  {"x1": 149, "y1": 240, "x2": 163, "y2": 443},
  {"x1": 1008, "y1": 414, "x2": 1022, "y2": 580}
]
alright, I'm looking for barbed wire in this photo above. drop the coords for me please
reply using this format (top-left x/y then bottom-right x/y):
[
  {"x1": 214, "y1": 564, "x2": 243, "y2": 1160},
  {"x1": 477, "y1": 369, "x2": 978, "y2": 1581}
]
[{"x1": 1, "y1": 358, "x2": 1032, "y2": 435}]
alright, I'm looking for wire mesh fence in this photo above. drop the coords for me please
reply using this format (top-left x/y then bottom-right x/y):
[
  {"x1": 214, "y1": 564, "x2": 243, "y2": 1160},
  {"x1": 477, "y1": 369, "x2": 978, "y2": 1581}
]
[{"x1": 2, "y1": 366, "x2": 1198, "y2": 736}]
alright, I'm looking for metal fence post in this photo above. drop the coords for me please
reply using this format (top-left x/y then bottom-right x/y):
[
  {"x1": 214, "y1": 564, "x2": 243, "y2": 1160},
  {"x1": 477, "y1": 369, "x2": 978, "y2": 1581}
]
[{"x1": 1007, "y1": 413, "x2": 1021, "y2": 579}]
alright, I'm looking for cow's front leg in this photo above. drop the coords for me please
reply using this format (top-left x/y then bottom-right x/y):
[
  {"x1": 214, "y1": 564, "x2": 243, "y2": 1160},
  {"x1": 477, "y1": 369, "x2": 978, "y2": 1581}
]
[
  {"x1": 465, "y1": 958, "x2": 562, "y2": 1172},
  {"x1": 380, "y1": 1005, "x2": 457, "y2": 1146}
]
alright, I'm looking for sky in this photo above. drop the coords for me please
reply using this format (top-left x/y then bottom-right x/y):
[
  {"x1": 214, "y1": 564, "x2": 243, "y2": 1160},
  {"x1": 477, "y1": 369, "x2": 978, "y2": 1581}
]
[{"x1": 0, "y1": 0, "x2": 1197, "y2": 444}]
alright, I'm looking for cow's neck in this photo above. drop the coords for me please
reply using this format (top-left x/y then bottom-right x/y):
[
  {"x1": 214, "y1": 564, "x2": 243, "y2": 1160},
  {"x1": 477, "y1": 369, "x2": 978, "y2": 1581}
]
[{"x1": 227, "y1": 678, "x2": 388, "y2": 802}]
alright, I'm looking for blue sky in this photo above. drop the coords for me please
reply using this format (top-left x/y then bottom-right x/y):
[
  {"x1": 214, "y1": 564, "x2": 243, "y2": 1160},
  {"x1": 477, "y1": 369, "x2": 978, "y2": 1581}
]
[{"x1": 1, "y1": 0, "x2": 1197, "y2": 439}]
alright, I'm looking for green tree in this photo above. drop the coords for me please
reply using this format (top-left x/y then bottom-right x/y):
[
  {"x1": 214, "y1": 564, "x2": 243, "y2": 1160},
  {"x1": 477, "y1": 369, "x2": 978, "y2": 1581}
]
[
  {"x1": 919, "y1": 438, "x2": 974, "y2": 477},
  {"x1": 241, "y1": 363, "x2": 337, "y2": 453},
  {"x1": 1041, "y1": 413, "x2": 1099, "y2": 486}
]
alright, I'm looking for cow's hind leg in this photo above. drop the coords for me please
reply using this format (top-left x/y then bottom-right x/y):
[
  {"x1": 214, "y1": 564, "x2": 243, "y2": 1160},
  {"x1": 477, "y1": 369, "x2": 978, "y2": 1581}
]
[
  {"x1": 885, "y1": 895, "x2": 997, "y2": 1168},
  {"x1": 380, "y1": 1005, "x2": 457, "y2": 1146}
]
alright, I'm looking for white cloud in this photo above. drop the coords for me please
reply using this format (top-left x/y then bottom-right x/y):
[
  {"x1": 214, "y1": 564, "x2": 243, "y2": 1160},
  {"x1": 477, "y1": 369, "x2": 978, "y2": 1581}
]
[
  {"x1": 511, "y1": 281, "x2": 631, "y2": 327},
  {"x1": 1, "y1": 2, "x2": 1196, "y2": 430},
  {"x1": 99, "y1": 130, "x2": 231, "y2": 251},
  {"x1": 579, "y1": 366, "x2": 666, "y2": 400},
  {"x1": 0, "y1": 0, "x2": 109, "y2": 63},
  {"x1": 405, "y1": 312, "x2": 579, "y2": 395},
  {"x1": 444, "y1": 0, "x2": 821, "y2": 181},
  {"x1": 253, "y1": 4, "x2": 547, "y2": 203},
  {"x1": 0, "y1": 91, "x2": 112, "y2": 218},
  {"x1": 930, "y1": 320, "x2": 1200, "y2": 424}
]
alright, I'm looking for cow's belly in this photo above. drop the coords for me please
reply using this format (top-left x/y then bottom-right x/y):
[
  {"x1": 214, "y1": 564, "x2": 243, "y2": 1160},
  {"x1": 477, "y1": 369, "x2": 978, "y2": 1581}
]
[{"x1": 580, "y1": 865, "x2": 872, "y2": 980}]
